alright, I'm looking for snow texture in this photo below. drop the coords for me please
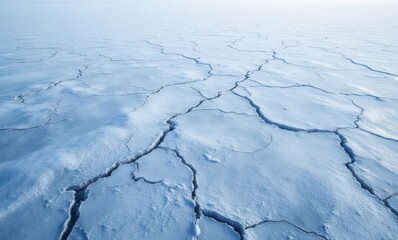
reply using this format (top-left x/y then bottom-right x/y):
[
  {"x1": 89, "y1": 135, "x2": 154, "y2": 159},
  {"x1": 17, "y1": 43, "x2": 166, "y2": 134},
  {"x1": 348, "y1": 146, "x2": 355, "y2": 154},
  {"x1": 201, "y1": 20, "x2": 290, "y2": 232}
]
[{"x1": 0, "y1": 2, "x2": 397, "y2": 240}]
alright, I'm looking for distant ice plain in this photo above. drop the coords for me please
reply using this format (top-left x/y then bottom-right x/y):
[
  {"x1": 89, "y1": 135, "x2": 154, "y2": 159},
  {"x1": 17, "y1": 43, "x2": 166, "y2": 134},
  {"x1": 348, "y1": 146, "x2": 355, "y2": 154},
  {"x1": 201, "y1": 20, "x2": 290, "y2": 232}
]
[{"x1": 0, "y1": 2, "x2": 397, "y2": 239}]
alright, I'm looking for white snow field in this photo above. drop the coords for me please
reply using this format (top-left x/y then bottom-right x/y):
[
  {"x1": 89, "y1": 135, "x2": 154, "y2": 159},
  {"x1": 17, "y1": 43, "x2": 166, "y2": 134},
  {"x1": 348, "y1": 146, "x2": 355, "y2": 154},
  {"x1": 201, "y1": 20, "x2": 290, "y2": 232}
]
[{"x1": 0, "y1": 1, "x2": 398, "y2": 240}]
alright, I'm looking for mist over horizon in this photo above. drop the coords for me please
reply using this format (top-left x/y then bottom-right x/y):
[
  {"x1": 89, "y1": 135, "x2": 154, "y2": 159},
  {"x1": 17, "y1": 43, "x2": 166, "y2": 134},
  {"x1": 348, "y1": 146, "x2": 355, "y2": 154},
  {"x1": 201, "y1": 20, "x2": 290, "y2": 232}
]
[{"x1": 1, "y1": 0, "x2": 398, "y2": 4}]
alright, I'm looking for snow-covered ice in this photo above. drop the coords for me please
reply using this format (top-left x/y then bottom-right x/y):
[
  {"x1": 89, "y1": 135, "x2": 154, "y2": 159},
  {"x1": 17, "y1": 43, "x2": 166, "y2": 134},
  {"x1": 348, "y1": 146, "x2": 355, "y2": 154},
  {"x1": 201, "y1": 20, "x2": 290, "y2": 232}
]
[{"x1": 0, "y1": 1, "x2": 397, "y2": 240}]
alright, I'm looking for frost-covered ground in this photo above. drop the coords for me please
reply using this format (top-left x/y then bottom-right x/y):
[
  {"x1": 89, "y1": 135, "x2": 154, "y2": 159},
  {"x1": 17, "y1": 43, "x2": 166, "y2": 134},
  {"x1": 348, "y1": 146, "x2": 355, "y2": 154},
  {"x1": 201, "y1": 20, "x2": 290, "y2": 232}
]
[{"x1": 0, "y1": 2, "x2": 398, "y2": 240}]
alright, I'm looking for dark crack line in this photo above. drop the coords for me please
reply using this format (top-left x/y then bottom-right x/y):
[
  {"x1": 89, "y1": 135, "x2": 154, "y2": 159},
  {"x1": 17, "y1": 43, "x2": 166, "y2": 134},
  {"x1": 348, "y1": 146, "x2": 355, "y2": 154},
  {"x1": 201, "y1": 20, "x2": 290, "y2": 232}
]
[
  {"x1": 124, "y1": 133, "x2": 134, "y2": 153},
  {"x1": 86, "y1": 92, "x2": 146, "y2": 97},
  {"x1": 192, "y1": 108, "x2": 255, "y2": 117},
  {"x1": 131, "y1": 162, "x2": 164, "y2": 185},
  {"x1": 59, "y1": 189, "x2": 88, "y2": 240},
  {"x1": 0, "y1": 100, "x2": 67, "y2": 132},
  {"x1": 139, "y1": 79, "x2": 205, "y2": 109},
  {"x1": 244, "y1": 79, "x2": 390, "y2": 101},
  {"x1": 336, "y1": 132, "x2": 379, "y2": 197},
  {"x1": 16, "y1": 92, "x2": 30, "y2": 103},
  {"x1": 99, "y1": 53, "x2": 141, "y2": 62},
  {"x1": 272, "y1": 50, "x2": 316, "y2": 69},
  {"x1": 307, "y1": 46, "x2": 398, "y2": 77},
  {"x1": 384, "y1": 194, "x2": 398, "y2": 217},
  {"x1": 344, "y1": 56, "x2": 398, "y2": 77},
  {"x1": 245, "y1": 219, "x2": 327, "y2": 240},
  {"x1": 59, "y1": 90, "x2": 223, "y2": 240},
  {"x1": 57, "y1": 43, "x2": 398, "y2": 240},
  {"x1": 0, "y1": 119, "x2": 67, "y2": 132},
  {"x1": 357, "y1": 127, "x2": 398, "y2": 144},
  {"x1": 229, "y1": 59, "x2": 271, "y2": 93},
  {"x1": 128, "y1": 84, "x2": 154, "y2": 93},
  {"x1": 189, "y1": 87, "x2": 211, "y2": 99},
  {"x1": 201, "y1": 209, "x2": 245, "y2": 240},
  {"x1": 231, "y1": 135, "x2": 273, "y2": 154},
  {"x1": 159, "y1": 147, "x2": 201, "y2": 238},
  {"x1": 231, "y1": 90, "x2": 330, "y2": 133},
  {"x1": 337, "y1": 132, "x2": 398, "y2": 220},
  {"x1": 231, "y1": 88, "x2": 398, "y2": 219},
  {"x1": 145, "y1": 40, "x2": 213, "y2": 78},
  {"x1": 59, "y1": 121, "x2": 176, "y2": 240},
  {"x1": 59, "y1": 55, "x2": 263, "y2": 239},
  {"x1": 13, "y1": 65, "x2": 90, "y2": 104},
  {"x1": 350, "y1": 99, "x2": 365, "y2": 128},
  {"x1": 6, "y1": 50, "x2": 61, "y2": 64},
  {"x1": 227, "y1": 44, "x2": 271, "y2": 54},
  {"x1": 237, "y1": 82, "x2": 398, "y2": 142},
  {"x1": 385, "y1": 193, "x2": 398, "y2": 201},
  {"x1": 132, "y1": 40, "x2": 214, "y2": 111}
]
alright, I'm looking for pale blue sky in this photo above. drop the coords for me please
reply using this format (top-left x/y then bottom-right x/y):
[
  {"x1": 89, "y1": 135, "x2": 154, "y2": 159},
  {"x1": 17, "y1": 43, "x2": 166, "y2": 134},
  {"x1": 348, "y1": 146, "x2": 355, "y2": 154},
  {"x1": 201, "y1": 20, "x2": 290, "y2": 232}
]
[{"x1": 1, "y1": 0, "x2": 397, "y2": 4}]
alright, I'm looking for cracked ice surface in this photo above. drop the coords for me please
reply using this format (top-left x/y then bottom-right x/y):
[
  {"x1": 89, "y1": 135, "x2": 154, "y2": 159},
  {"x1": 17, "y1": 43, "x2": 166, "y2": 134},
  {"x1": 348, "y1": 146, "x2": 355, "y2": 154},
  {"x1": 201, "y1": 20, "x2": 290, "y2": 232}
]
[{"x1": 1, "y1": 2, "x2": 398, "y2": 240}]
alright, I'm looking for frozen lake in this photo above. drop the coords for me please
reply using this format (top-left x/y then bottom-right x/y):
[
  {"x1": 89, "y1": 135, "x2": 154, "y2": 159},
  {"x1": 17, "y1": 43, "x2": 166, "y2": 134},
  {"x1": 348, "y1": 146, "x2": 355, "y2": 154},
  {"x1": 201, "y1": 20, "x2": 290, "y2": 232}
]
[{"x1": 0, "y1": 2, "x2": 397, "y2": 239}]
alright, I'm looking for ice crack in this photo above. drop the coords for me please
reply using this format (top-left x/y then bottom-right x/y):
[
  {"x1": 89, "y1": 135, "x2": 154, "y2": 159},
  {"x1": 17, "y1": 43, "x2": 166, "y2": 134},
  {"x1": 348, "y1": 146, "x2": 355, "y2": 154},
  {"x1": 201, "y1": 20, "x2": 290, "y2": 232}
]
[
  {"x1": 231, "y1": 88, "x2": 398, "y2": 219},
  {"x1": 246, "y1": 219, "x2": 328, "y2": 240}
]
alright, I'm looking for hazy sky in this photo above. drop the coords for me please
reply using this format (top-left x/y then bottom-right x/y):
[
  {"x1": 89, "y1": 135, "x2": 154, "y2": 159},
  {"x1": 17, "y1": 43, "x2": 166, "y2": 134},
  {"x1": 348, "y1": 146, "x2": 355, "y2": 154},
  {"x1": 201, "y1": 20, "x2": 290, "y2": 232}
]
[
  {"x1": 202, "y1": 0, "x2": 397, "y2": 3},
  {"x1": 1, "y1": 0, "x2": 397, "y2": 4}
]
